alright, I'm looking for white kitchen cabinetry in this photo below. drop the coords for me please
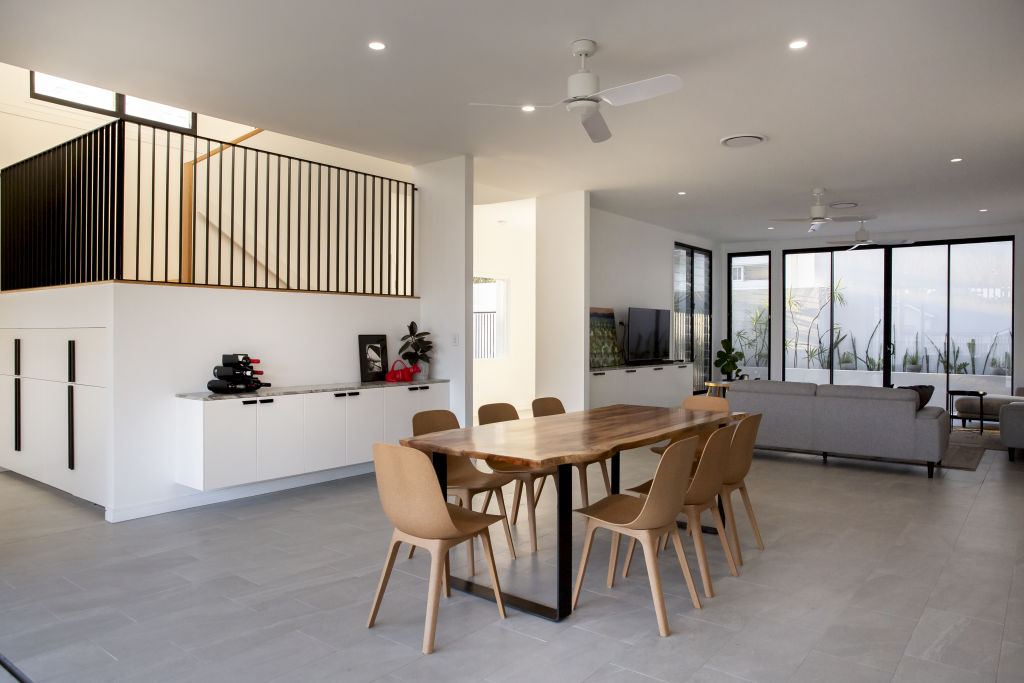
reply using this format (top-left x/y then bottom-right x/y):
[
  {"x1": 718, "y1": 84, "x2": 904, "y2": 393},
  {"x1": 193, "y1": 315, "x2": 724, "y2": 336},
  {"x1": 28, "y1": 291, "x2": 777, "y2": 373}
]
[
  {"x1": 345, "y1": 389, "x2": 385, "y2": 465},
  {"x1": 194, "y1": 398, "x2": 258, "y2": 490},
  {"x1": 588, "y1": 364, "x2": 693, "y2": 409},
  {"x1": 301, "y1": 388, "x2": 385, "y2": 470},
  {"x1": 67, "y1": 384, "x2": 110, "y2": 504},
  {"x1": 383, "y1": 384, "x2": 448, "y2": 445},
  {"x1": 256, "y1": 395, "x2": 306, "y2": 481}
]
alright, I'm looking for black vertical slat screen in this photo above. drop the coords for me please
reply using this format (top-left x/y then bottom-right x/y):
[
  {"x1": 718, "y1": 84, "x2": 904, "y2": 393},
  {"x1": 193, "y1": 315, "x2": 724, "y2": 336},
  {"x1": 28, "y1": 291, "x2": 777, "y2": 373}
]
[{"x1": 1, "y1": 119, "x2": 416, "y2": 295}]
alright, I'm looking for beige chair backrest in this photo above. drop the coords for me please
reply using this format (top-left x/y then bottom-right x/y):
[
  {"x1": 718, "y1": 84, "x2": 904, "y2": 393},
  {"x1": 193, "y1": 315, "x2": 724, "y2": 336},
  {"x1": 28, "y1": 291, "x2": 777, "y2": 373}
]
[
  {"x1": 372, "y1": 442, "x2": 462, "y2": 539},
  {"x1": 724, "y1": 413, "x2": 762, "y2": 485},
  {"x1": 684, "y1": 423, "x2": 737, "y2": 505},
  {"x1": 628, "y1": 437, "x2": 698, "y2": 530},
  {"x1": 478, "y1": 402, "x2": 519, "y2": 425},
  {"x1": 682, "y1": 395, "x2": 730, "y2": 413},
  {"x1": 412, "y1": 410, "x2": 481, "y2": 480},
  {"x1": 532, "y1": 397, "x2": 566, "y2": 418}
]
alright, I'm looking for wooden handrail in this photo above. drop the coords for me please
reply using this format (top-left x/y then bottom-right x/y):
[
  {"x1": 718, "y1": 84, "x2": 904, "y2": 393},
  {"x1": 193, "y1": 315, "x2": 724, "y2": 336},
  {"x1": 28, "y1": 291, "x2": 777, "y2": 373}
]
[{"x1": 180, "y1": 128, "x2": 264, "y2": 284}]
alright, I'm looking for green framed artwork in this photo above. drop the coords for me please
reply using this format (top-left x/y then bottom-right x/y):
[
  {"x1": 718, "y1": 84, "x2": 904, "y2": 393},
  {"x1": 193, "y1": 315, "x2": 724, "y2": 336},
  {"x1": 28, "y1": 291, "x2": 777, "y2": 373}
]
[{"x1": 590, "y1": 307, "x2": 623, "y2": 368}]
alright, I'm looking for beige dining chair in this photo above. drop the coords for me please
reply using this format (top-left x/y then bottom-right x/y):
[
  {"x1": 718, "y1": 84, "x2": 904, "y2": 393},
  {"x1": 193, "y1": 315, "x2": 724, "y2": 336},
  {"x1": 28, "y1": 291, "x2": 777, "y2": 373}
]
[
  {"x1": 719, "y1": 413, "x2": 765, "y2": 566},
  {"x1": 572, "y1": 437, "x2": 702, "y2": 636},
  {"x1": 650, "y1": 395, "x2": 731, "y2": 456},
  {"x1": 478, "y1": 402, "x2": 557, "y2": 552},
  {"x1": 532, "y1": 396, "x2": 611, "y2": 507},
  {"x1": 625, "y1": 423, "x2": 739, "y2": 598},
  {"x1": 408, "y1": 410, "x2": 517, "y2": 573},
  {"x1": 367, "y1": 442, "x2": 506, "y2": 654}
]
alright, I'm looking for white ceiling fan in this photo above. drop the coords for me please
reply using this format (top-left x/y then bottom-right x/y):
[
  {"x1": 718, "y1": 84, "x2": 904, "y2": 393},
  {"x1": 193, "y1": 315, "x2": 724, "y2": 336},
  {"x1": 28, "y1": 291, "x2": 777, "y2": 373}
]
[
  {"x1": 770, "y1": 188, "x2": 876, "y2": 232},
  {"x1": 827, "y1": 221, "x2": 915, "y2": 249},
  {"x1": 469, "y1": 38, "x2": 682, "y2": 143}
]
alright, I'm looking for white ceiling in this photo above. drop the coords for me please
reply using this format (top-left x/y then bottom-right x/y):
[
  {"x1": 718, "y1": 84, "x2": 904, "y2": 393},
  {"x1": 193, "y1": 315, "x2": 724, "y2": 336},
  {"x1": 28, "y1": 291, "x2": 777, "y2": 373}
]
[{"x1": 1, "y1": 0, "x2": 1022, "y2": 242}]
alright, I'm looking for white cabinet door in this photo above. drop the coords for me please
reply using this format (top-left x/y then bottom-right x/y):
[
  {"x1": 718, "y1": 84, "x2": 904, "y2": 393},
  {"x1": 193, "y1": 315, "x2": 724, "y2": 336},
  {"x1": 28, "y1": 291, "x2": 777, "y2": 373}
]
[
  {"x1": 19, "y1": 330, "x2": 70, "y2": 383},
  {"x1": 347, "y1": 388, "x2": 385, "y2": 465},
  {"x1": 0, "y1": 375, "x2": 15, "y2": 465},
  {"x1": 17, "y1": 377, "x2": 67, "y2": 485},
  {"x1": 203, "y1": 399, "x2": 258, "y2": 489},
  {"x1": 68, "y1": 384, "x2": 109, "y2": 505},
  {"x1": 0, "y1": 332, "x2": 16, "y2": 376},
  {"x1": 675, "y1": 364, "x2": 695, "y2": 399},
  {"x1": 68, "y1": 328, "x2": 110, "y2": 387},
  {"x1": 632, "y1": 366, "x2": 679, "y2": 407},
  {"x1": 303, "y1": 391, "x2": 348, "y2": 473},
  {"x1": 590, "y1": 370, "x2": 626, "y2": 408},
  {"x1": 383, "y1": 384, "x2": 426, "y2": 446},
  {"x1": 413, "y1": 384, "x2": 448, "y2": 412},
  {"x1": 256, "y1": 395, "x2": 305, "y2": 481}
]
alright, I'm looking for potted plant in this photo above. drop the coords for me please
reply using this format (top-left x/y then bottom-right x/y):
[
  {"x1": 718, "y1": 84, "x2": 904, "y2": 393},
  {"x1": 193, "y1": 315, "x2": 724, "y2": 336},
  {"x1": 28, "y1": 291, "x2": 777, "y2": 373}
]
[
  {"x1": 713, "y1": 338, "x2": 743, "y2": 381},
  {"x1": 399, "y1": 321, "x2": 434, "y2": 378}
]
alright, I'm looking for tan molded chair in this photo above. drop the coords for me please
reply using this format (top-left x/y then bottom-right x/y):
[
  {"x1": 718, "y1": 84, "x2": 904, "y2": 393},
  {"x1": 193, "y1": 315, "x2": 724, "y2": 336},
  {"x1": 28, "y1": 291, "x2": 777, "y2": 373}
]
[
  {"x1": 478, "y1": 402, "x2": 557, "y2": 552},
  {"x1": 650, "y1": 395, "x2": 731, "y2": 456},
  {"x1": 532, "y1": 396, "x2": 611, "y2": 507},
  {"x1": 625, "y1": 424, "x2": 739, "y2": 598},
  {"x1": 410, "y1": 410, "x2": 517, "y2": 572},
  {"x1": 367, "y1": 442, "x2": 506, "y2": 654},
  {"x1": 572, "y1": 437, "x2": 702, "y2": 637},
  {"x1": 719, "y1": 413, "x2": 765, "y2": 566}
]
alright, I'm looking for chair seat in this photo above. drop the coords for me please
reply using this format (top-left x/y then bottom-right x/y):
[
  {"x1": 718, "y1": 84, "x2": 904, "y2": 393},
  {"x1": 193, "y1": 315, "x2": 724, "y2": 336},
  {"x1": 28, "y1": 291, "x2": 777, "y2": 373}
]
[
  {"x1": 576, "y1": 493, "x2": 645, "y2": 526},
  {"x1": 488, "y1": 460, "x2": 558, "y2": 475},
  {"x1": 447, "y1": 468, "x2": 514, "y2": 492},
  {"x1": 444, "y1": 503, "x2": 505, "y2": 539},
  {"x1": 627, "y1": 479, "x2": 653, "y2": 496}
]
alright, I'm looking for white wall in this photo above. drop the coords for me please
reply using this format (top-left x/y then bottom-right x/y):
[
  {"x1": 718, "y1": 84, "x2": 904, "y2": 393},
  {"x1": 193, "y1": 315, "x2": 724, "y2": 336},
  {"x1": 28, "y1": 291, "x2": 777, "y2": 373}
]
[
  {"x1": 536, "y1": 191, "x2": 589, "y2": 410},
  {"x1": 415, "y1": 156, "x2": 473, "y2": 425},
  {"x1": 473, "y1": 199, "x2": 536, "y2": 418}
]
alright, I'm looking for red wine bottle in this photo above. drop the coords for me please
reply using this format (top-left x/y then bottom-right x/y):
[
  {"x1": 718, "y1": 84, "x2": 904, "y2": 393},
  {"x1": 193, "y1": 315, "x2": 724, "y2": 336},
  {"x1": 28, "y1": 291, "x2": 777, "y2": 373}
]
[
  {"x1": 207, "y1": 378, "x2": 272, "y2": 394},
  {"x1": 222, "y1": 354, "x2": 261, "y2": 367},
  {"x1": 213, "y1": 365, "x2": 264, "y2": 380}
]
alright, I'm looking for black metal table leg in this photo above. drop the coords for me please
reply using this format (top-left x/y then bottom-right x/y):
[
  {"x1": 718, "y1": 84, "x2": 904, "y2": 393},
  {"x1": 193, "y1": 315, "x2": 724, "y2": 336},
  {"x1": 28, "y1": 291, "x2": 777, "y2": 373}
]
[{"x1": 610, "y1": 452, "x2": 620, "y2": 494}]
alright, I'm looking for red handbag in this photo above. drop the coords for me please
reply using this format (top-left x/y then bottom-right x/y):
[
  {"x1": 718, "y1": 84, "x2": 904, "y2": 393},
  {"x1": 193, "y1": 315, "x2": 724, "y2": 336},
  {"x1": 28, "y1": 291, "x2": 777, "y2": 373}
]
[{"x1": 385, "y1": 360, "x2": 414, "y2": 382}]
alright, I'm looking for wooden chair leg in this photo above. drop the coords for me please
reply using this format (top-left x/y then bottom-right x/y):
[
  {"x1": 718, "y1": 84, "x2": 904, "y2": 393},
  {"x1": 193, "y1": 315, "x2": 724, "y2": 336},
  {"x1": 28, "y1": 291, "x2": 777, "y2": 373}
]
[
  {"x1": 688, "y1": 508, "x2": 713, "y2": 598},
  {"x1": 534, "y1": 474, "x2": 547, "y2": 501},
  {"x1": 639, "y1": 533, "x2": 670, "y2": 637},
  {"x1": 669, "y1": 527, "x2": 701, "y2": 609},
  {"x1": 493, "y1": 487, "x2": 517, "y2": 559},
  {"x1": 423, "y1": 542, "x2": 446, "y2": 654},
  {"x1": 443, "y1": 550, "x2": 451, "y2": 598},
  {"x1": 407, "y1": 544, "x2": 416, "y2": 560},
  {"x1": 577, "y1": 464, "x2": 590, "y2": 507},
  {"x1": 524, "y1": 472, "x2": 539, "y2": 552},
  {"x1": 481, "y1": 490, "x2": 493, "y2": 513},
  {"x1": 739, "y1": 483, "x2": 765, "y2": 550},
  {"x1": 622, "y1": 537, "x2": 637, "y2": 578},
  {"x1": 720, "y1": 490, "x2": 742, "y2": 566},
  {"x1": 367, "y1": 531, "x2": 402, "y2": 628},
  {"x1": 478, "y1": 529, "x2": 507, "y2": 619},
  {"x1": 607, "y1": 531, "x2": 620, "y2": 588},
  {"x1": 572, "y1": 520, "x2": 598, "y2": 610},
  {"x1": 459, "y1": 495, "x2": 475, "y2": 576},
  {"x1": 510, "y1": 480, "x2": 523, "y2": 525},
  {"x1": 711, "y1": 504, "x2": 739, "y2": 577},
  {"x1": 599, "y1": 458, "x2": 611, "y2": 496}
]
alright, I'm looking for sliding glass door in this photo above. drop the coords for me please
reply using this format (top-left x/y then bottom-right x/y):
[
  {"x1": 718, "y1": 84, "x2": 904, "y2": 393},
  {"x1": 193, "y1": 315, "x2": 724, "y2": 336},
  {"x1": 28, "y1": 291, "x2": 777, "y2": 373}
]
[
  {"x1": 891, "y1": 245, "x2": 947, "y2": 405},
  {"x1": 832, "y1": 249, "x2": 885, "y2": 386},
  {"x1": 728, "y1": 252, "x2": 770, "y2": 379},
  {"x1": 673, "y1": 243, "x2": 712, "y2": 392}
]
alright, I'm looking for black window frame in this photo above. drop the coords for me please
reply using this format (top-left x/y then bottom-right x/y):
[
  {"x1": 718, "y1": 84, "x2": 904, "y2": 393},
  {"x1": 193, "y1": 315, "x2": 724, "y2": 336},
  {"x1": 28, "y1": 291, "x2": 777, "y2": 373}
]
[
  {"x1": 673, "y1": 241, "x2": 713, "y2": 393},
  {"x1": 727, "y1": 250, "x2": 771, "y2": 380},
  {"x1": 30, "y1": 71, "x2": 197, "y2": 135}
]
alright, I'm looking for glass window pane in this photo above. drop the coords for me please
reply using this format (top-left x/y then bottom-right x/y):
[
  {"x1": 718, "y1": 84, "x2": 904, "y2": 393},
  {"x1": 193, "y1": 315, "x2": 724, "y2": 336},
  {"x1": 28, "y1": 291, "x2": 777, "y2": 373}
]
[
  {"x1": 729, "y1": 254, "x2": 769, "y2": 379},
  {"x1": 784, "y1": 252, "x2": 831, "y2": 384},
  {"x1": 832, "y1": 249, "x2": 884, "y2": 386},
  {"x1": 892, "y1": 245, "x2": 947, "y2": 406},
  {"x1": 34, "y1": 72, "x2": 116, "y2": 111},
  {"x1": 693, "y1": 250, "x2": 711, "y2": 389},
  {"x1": 672, "y1": 246, "x2": 690, "y2": 362},
  {"x1": 125, "y1": 95, "x2": 193, "y2": 129}
]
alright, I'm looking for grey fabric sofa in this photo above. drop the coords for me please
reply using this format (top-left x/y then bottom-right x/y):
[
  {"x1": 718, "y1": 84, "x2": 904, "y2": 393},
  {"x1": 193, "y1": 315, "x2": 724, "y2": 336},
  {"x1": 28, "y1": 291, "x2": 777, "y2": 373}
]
[
  {"x1": 954, "y1": 388, "x2": 1024, "y2": 426},
  {"x1": 1000, "y1": 402, "x2": 1024, "y2": 462},
  {"x1": 727, "y1": 380, "x2": 949, "y2": 477}
]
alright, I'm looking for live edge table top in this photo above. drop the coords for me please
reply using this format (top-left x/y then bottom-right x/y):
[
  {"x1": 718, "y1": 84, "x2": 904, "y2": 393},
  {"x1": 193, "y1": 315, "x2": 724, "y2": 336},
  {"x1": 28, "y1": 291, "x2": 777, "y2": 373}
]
[{"x1": 400, "y1": 404, "x2": 732, "y2": 470}]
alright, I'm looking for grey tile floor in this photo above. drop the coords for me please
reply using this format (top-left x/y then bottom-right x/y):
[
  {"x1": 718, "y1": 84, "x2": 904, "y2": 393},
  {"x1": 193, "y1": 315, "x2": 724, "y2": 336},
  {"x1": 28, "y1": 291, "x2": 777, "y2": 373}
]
[{"x1": 1, "y1": 445, "x2": 1023, "y2": 682}]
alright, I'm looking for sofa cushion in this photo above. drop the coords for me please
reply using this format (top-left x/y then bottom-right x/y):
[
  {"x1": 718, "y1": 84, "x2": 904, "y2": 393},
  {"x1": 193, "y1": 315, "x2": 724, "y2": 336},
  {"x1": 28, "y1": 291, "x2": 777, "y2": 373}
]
[
  {"x1": 728, "y1": 380, "x2": 817, "y2": 396},
  {"x1": 954, "y1": 395, "x2": 1024, "y2": 419},
  {"x1": 898, "y1": 385, "x2": 935, "y2": 410}
]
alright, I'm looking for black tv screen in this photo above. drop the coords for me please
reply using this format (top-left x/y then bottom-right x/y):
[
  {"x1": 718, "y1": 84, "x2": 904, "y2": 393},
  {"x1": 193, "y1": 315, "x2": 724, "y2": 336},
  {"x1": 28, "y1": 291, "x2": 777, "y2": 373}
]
[{"x1": 627, "y1": 307, "x2": 671, "y2": 362}]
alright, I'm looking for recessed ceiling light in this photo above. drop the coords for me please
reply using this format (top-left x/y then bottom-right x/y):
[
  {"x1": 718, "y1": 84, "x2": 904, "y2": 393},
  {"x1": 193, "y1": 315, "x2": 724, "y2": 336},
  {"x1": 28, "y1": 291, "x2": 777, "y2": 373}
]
[
  {"x1": 720, "y1": 134, "x2": 766, "y2": 148},
  {"x1": 368, "y1": 41, "x2": 386, "y2": 51},
  {"x1": 950, "y1": 158, "x2": 963, "y2": 163},
  {"x1": 979, "y1": 208, "x2": 989, "y2": 212},
  {"x1": 521, "y1": 105, "x2": 535, "y2": 112},
  {"x1": 789, "y1": 39, "x2": 808, "y2": 50},
  {"x1": 768, "y1": 226, "x2": 775, "y2": 230},
  {"x1": 830, "y1": 201, "x2": 858, "y2": 210},
  {"x1": 677, "y1": 191, "x2": 687, "y2": 196}
]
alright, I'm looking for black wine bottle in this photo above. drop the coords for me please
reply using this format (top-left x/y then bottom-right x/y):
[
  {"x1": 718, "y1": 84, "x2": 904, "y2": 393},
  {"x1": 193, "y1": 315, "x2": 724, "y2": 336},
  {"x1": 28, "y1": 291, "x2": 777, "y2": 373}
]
[
  {"x1": 222, "y1": 354, "x2": 261, "y2": 367},
  {"x1": 213, "y1": 365, "x2": 264, "y2": 380},
  {"x1": 207, "y1": 378, "x2": 272, "y2": 394}
]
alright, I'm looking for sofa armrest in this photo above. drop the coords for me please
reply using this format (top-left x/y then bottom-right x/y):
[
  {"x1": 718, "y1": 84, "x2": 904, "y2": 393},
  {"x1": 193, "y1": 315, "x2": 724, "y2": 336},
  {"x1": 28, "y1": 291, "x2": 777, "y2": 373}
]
[
  {"x1": 1000, "y1": 403, "x2": 1024, "y2": 448},
  {"x1": 914, "y1": 407, "x2": 948, "y2": 463}
]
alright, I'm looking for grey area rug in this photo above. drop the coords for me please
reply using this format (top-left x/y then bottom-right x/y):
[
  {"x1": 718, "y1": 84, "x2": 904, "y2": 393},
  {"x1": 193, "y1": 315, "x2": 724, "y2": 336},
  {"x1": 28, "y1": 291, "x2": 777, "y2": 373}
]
[{"x1": 942, "y1": 428, "x2": 1004, "y2": 471}]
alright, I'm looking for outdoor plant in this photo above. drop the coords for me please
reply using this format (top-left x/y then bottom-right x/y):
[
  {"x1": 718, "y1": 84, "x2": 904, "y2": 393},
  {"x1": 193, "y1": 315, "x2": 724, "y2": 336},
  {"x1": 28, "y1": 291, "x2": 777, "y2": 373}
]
[
  {"x1": 786, "y1": 281, "x2": 846, "y2": 368},
  {"x1": 713, "y1": 338, "x2": 743, "y2": 381},
  {"x1": 399, "y1": 321, "x2": 434, "y2": 367}
]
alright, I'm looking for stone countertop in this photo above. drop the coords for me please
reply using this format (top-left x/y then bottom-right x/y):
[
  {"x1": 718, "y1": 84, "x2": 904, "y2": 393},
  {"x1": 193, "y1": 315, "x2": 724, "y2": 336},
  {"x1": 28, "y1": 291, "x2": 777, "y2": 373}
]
[
  {"x1": 176, "y1": 378, "x2": 449, "y2": 401},
  {"x1": 589, "y1": 362, "x2": 690, "y2": 372}
]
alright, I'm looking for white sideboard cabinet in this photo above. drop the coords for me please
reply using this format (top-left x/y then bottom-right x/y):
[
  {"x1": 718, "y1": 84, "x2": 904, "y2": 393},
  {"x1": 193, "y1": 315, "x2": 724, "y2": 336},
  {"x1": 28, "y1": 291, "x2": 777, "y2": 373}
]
[{"x1": 589, "y1": 363, "x2": 693, "y2": 409}]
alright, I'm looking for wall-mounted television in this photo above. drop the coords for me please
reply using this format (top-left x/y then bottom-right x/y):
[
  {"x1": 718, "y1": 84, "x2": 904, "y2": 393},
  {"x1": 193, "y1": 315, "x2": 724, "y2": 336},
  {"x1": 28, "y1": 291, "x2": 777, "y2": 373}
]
[{"x1": 626, "y1": 307, "x2": 671, "y2": 363}]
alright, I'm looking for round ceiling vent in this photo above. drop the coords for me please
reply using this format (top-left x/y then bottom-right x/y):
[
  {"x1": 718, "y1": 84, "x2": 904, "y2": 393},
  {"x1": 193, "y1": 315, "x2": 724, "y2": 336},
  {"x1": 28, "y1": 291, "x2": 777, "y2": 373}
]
[
  {"x1": 829, "y1": 201, "x2": 858, "y2": 209},
  {"x1": 720, "y1": 134, "x2": 767, "y2": 148}
]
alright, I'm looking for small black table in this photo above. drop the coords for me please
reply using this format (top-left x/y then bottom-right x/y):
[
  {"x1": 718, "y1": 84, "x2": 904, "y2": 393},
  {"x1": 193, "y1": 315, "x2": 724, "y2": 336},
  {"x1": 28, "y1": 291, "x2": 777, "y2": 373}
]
[{"x1": 947, "y1": 389, "x2": 986, "y2": 434}]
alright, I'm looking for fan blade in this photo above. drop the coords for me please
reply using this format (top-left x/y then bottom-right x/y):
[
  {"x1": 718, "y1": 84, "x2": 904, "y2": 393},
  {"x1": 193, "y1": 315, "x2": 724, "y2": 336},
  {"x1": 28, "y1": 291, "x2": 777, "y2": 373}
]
[
  {"x1": 808, "y1": 221, "x2": 825, "y2": 233},
  {"x1": 468, "y1": 100, "x2": 562, "y2": 109},
  {"x1": 831, "y1": 214, "x2": 878, "y2": 223},
  {"x1": 581, "y1": 110, "x2": 612, "y2": 143},
  {"x1": 596, "y1": 74, "x2": 682, "y2": 106}
]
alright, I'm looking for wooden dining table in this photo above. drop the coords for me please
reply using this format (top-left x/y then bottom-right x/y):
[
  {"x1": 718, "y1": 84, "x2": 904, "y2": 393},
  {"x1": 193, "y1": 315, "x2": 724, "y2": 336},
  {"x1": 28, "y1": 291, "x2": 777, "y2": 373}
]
[{"x1": 400, "y1": 403, "x2": 734, "y2": 621}]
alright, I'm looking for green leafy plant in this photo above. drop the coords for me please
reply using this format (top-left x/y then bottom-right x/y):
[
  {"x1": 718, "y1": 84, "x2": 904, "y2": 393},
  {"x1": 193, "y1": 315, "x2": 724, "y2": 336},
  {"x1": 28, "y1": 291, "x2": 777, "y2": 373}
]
[
  {"x1": 713, "y1": 338, "x2": 743, "y2": 381},
  {"x1": 399, "y1": 321, "x2": 434, "y2": 367}
]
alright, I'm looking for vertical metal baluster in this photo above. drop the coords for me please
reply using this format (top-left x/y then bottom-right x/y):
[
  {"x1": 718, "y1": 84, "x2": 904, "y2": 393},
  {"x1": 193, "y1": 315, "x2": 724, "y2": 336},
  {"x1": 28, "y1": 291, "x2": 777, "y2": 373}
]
[
  {"x1": 178, "y1": 131, "x2": 184, "y2": 283},
  {"x1": 326, "y1": 167, "x2": 332, "y2": 291},
  {"x1": 344, "y1": 171, "x2": 350, "y2": 292},
  {"x1": 205, "y1": 139, "x2": 212, "y2": 285},
  {"x1": 362, "y1": 174, "x2": 367, "y2": 294},
  {"x1": 149, "y1": 126, "x2": 156, "y2": 281},
  {"x1": 297, "y1": 160, "x2": 303, "y2": 289},
  {"x1": 316, "y1": 164, "x2": 322, "y2": 291},
  {"x1": 276, "y1": 156, "x2": 282, "y2": 288},
  {"x1": 411, "y1": 185, "x2": 416, "y2": 296},
  {"x1": 191, "y1": 135, "x2": 197, "y2": 284},
  {"x1": 384, "y1": 178, "x2": 390, "y2": 294},
  {"x1": 287, "y1": 159, "x2": 292, "y2": 289},
  {"x1": 230, "y1": 144, "x2": 236, "y2": 286},
  {"x1": 216, "y1": 141, "x2": 222, "y2": 285},
  {"x1": 306, "y1": 161, "x2": 311, "y2": 290},
  {"x1": 242, "y1": 147, "x2": 248, "y2": 287},
  {"x1": 164, "y1": 128, "x2": 170, "y2": 282}
]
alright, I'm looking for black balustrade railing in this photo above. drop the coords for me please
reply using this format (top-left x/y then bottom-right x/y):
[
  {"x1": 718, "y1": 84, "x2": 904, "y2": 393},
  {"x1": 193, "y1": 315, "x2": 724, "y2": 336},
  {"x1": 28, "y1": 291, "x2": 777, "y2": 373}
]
[{"x1": 1, "y1": 120, "x2": 416, "y2": 296}]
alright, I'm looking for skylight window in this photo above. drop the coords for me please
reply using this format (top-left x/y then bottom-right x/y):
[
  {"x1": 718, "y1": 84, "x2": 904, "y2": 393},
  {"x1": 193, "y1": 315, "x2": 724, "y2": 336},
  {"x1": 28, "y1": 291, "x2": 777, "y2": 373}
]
[{"x1": 30, "y1": 71, "x2": 196, "y2": 134}]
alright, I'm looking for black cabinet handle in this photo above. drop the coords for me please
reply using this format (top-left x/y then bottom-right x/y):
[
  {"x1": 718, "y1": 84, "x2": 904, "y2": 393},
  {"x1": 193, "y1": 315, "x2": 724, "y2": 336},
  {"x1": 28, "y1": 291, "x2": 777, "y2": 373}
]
[
  {"x1": 68, "y1": 340, "x2": 76, "y2": 383},
  {"x1": 347, "y1": 391, "x2": 360, "y2": 396},
  {"x1": 13, "y1": 377, "x2": 20, "y2": 452},
  {"x1": 259, "y1": 398, "x2": 274, "y2": 404},
  {"x1": 334, "y1": 392, "x2": 346, "y2": 397},
  {"x1": 14, "y1": 338, "x2": 20, "y2": 375},
  {"x1": 653, "y1": 367, "x2": 664, "y2": 371},
  {"x1": 242, "y1": 399, "x2": 257, "y2": 405},
  {"x1": 408, "y1": 386, "x2": 419, "y2": 391},
  {"x1": 67, "y1": 385, "x2": 75, "y2": 470},
  {"x1": 420, "y1": 386, "x2": 429, "y2": 391},
  {"x1": 625, "y1": 369, "x2": 637, "y2": 374},
  {"x1": 592, "y1": 372, "x2": 605, "y2": 376}
]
